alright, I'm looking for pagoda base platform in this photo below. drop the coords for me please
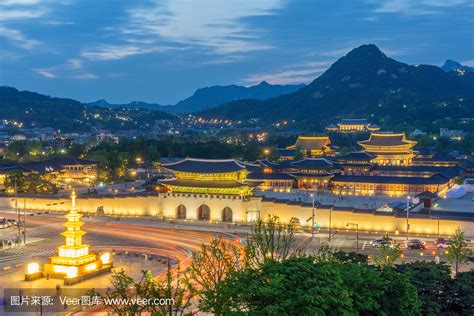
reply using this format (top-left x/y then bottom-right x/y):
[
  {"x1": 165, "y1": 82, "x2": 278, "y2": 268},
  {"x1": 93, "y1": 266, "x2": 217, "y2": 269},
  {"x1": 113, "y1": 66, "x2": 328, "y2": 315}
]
[{"x1": 25, "y1": 263, "x2": 113, "y2": 285}]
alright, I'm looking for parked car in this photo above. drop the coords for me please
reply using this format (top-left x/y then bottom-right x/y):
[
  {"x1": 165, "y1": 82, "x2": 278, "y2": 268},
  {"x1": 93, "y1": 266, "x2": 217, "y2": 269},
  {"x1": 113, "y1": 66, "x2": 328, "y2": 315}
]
[
  {"x1": 434, "y1": 238, "x2": 449, "y2": 248},
  {"x1": 370, "y1": 238, "x2": 394, "y2": 248},
  {"x1": 406, "y1": 239, "x2": 426, "y2": 249},
  {"x1": 6, "y1": 219, "x2": 18, "y2": 226}
]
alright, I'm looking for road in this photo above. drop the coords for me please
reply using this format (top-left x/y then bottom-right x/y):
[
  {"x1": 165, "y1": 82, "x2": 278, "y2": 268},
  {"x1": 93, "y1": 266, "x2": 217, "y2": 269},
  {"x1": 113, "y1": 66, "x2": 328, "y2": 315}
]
[{"x1": 0, "y1": 211, "x2": 472, "y2": 314}]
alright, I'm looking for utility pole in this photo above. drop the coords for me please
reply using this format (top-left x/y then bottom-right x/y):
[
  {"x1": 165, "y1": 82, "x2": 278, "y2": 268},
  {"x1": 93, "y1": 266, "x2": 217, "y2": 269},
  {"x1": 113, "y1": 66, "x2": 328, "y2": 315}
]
[
  {"x1": 346, "y1": 223, "x2": 359, "y2": 253},
  {"x1": 15, "y1": 178, "x2": 21, "y2": 245},
  {"x1": 406, "y1": 196, "x2": 410, "y2": 242},
  {"x1": 328, "y1": 207, "x2": 333, "y2": 243},
  {"x1": 310, "y1": 193, "x2": 315, "y2": 239},
  {"x1": 23, "y1": 198, "x2": 27, "y2": 244}
]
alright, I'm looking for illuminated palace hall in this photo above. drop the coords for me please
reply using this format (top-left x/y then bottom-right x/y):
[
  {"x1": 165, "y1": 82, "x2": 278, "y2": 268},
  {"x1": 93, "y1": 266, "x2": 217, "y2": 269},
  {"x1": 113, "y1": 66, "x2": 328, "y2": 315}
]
[
  {"x1": 25, "y1": 190, "x2": 112, "y2": 285},
  {"x1": 250, "y1": 131, "x2": 463, "y2": 197}
]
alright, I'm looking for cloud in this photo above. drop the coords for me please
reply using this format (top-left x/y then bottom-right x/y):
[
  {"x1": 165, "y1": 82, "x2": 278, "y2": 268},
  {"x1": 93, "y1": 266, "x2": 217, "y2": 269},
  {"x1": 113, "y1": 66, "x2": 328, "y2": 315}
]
[
  {"x1": 461, "y1": 60, "x2": 474, "y2": 66},
  {"x1": 82, "y1": 0, "x2": 284, "y2": 61},
  {"x1": 81, "y1": 45, "x2": 159, "y2": 61},
  {"x1": 242, "y1": 61, "x2": 332, "y2": 85},
  {"x1": 0, "y1": 26, "x2": 39, "y2": 49},
  {"x1": 370, "y1": 0, "x2": 470, "y2": 15},
  {"x1": 34, "y1": 58, "x2": 98, "y2": 79},
  {"x1": 0, "y1": 1, "x2": 48, "y2": 50}
]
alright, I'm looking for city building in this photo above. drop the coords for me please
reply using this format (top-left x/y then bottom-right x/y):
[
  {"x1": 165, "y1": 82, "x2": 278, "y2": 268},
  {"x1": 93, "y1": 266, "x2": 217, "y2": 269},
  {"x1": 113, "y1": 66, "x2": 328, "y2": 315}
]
[
  {"x1": 358, "y1": 132, "x2": 417, "y2": 165},
  {"x1": 326, "y1": 119, "x2": 380, "y2": 133},
  {"x1": 440, "y1": 128, "x2": 466, "y2": 140}
]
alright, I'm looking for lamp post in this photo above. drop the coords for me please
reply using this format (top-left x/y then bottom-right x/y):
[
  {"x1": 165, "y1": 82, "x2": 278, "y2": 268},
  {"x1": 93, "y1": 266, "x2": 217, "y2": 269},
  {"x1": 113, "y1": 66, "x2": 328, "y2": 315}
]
[
  {"x1": 346, "y1": 222, "x2": 359, "y2": 253},
  {"x1": 310, "y1": 193, "x2": 315, "y2": 239},
  {"x1": 14, "y1": 178, "x2": 21, "y2": 245},
  {"x1": 264, "y1": 149, "x2": 270, "y2": 160},
  {"x1": 328, "y1": 206, "x2": 333, "y2": 243},
  {"x1": 406, "y1": 196, "x2": 410, "y2": 242}
]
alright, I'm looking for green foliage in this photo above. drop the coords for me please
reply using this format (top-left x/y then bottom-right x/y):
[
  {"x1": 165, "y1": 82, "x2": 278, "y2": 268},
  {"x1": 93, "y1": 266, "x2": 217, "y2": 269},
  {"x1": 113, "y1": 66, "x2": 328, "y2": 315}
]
[
  {"x1": 245, "y1": 215, "x2": 297, "y2": 266},
  {"x1": 396, "y1": 261, "x2": 451, "y2": 315},
  {"x1": 188, "y1": 237, "x2": 246, "y2": 315},
  {"x1": 443, "y1": 270, "x2": 474, "y2": 314},
  {"x1": 371, "y1": 236, "x2": 401, "y2": 268},
  {"x1": 215, "y1": 256, "x2": 421, "y2": 315},
  {"x1": 4, "y1": 171, "x2": 59, "y2": 194},
  {"x1": 446, "y1": 228, "x2": 472, "y2": 274}
]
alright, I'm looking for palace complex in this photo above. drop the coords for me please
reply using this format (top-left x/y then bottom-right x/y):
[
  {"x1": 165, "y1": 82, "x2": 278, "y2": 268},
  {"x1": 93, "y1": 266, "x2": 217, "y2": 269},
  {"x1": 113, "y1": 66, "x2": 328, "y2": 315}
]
[{"x1": 251, "y1": 132, "x2": 464, "y2": 197}]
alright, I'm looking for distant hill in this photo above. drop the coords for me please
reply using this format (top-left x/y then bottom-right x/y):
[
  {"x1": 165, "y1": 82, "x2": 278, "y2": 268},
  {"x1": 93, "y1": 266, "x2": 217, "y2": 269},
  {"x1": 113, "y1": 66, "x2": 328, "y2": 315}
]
[
  {"x1": 88, "y1": 99, "x2": 166, "y2": 111},
  {"x1": 88, "y1": 81, "x2": 304, "y2": 113},
  {"x1": 170, "y1": 81, "x2": 305, "y2": 113},
  {"x1": 441, "y1": 59, "x2": 474, "y2": 73},
  {"x1": 0, "y1": 86, "x2": 176, "y2": 132},
  {"x1": 200, "y1": 44, "x2": 474, "y2": 129}
]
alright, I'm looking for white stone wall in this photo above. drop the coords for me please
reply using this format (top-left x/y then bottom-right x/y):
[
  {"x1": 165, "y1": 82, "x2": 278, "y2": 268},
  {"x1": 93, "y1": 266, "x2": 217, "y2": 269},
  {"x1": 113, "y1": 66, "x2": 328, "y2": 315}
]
[{"x1": 0, "y1": 194, "x2": 472, "y2": 237}]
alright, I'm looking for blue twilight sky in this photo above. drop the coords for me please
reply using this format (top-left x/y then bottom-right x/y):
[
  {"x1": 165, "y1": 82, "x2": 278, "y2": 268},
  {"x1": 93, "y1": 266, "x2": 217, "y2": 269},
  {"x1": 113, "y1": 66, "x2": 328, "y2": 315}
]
[{"x1": 0, "y1": 0, "x2": 473, "y2": 105}]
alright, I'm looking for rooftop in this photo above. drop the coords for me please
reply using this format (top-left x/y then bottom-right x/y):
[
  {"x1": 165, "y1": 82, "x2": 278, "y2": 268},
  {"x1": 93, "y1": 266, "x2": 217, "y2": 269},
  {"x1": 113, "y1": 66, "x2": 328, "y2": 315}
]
[
  {"x1": 160, "y1": 179, "x2": 255, "y2": 188},
  {"x1": 287, "y1": 136, "x2": 330, "y2": 151},
  {"x1": 339, "y1": 119, "x2": 368, "y2": 125},
  {"x1": 358, "y1": 132, "x2": 416, "y2": 147},
  {"x1": 161, "y1": 158, "x2": 247, "y2": 173},
  {"x1": 331, "y1": 174, "x2": 449, "y2": 185},
  {"x1": 291, "y1": 158, "x2": 333, "y2": 169}
]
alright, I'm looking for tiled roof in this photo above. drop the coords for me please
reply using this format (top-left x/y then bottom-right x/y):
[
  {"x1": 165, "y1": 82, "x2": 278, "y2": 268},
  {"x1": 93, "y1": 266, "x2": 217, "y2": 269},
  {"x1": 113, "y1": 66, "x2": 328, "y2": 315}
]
[
  {"x1": 372, "y1": 165, "x2": 454, "y2": 173},
  {"x1": 162, "y1": 158, "x2": 247, "y2": 173},
  {"x1": 160, "y1": 179, "x2": 253, "y2": 188},
  {"x1": 331, "y1": 174, "x2": 449, "y2": 185},
  {"x1": 287, "y1": 136, "x2": 330, "y2": 150},
  {"x1": 0, "y1": 158, "x2": 97, "y2": 174},
  {"x1": 339, "y1": 119, "x2": 368, "y2": 125},
  {"x1": 291, "y1": 158, "x2": 333, "y2": 168},
  {"x1": 337, "y1": 151, "x2": 374, "y2": 161},
  {"x1": 358, "y1": 133, "x2": 416, "y2": 147},
  {"x1": 247, "y1": 172, "x2": 295, "y2": 180}
]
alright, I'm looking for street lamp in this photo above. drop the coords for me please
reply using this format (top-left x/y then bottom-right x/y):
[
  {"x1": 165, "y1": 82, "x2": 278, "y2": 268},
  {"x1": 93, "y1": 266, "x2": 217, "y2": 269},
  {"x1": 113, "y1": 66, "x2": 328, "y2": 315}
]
[
  {"x1": 406, "y1": 196, "x2": 410, "y2": 242},
  {"x1": 310, "y1": 193, "x2": 316, "y2": 239},
  {"x1": 328, "y1": 206, "x2": 333, "y2": 243},
  {"x1": 263, "y1": 149, "x2": 270, "y2": 160},
  {"x1": 346, "y1": 223, "x2": 359, "y2": 253}
]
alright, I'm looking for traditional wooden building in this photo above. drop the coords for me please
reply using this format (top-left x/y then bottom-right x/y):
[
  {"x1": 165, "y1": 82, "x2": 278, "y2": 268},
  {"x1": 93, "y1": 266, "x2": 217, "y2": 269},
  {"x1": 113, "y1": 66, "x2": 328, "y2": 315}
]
[
  {"x1": 160, "y1": 158, "x2": 257, "y2": 196},
  {"x1": 287, "y1": 136, "x2": 332, "y2": 157},
  {"x1": 358, "y1": 132, "x2": 417, "y2": 165},
  {"x1": 330, "y1": 174, "x2": 451, "y2": 197},
  {"x1": 326, "y1": 119, "x2": 380, "y2": 133}
]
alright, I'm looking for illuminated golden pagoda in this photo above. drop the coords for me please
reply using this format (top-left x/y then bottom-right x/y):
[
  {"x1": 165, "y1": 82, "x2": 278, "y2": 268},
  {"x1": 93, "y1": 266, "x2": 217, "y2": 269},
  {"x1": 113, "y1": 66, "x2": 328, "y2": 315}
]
[{"x1": 26, "y1": 190, "x2": 112, "y2": 284}]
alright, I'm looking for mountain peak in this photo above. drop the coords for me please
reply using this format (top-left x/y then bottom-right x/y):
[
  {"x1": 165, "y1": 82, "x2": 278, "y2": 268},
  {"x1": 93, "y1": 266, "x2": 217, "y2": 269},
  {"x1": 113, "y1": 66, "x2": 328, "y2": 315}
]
[
  {"x1": 441, "y1": 59, "x2": 473, "y2": 73},
  {"x1": 345, "y1": 44, "x2": 385, "y2": 59},
  {"x1": 258, "y1": 81, "x2": 270, "y2": 86}
]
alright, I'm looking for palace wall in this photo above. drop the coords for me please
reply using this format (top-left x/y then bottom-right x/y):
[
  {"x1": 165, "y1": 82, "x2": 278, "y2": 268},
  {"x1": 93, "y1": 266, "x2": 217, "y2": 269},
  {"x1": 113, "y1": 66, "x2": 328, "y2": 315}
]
[{"x1": 0, "y1": 194, "x2": 472, "y2": 237}]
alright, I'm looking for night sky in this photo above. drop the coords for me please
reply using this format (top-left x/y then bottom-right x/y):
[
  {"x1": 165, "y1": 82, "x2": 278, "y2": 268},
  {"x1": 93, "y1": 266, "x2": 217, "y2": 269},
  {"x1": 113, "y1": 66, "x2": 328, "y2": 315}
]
[{"x1": 1, "y1": 0, "x2": 473, "y2": 104}]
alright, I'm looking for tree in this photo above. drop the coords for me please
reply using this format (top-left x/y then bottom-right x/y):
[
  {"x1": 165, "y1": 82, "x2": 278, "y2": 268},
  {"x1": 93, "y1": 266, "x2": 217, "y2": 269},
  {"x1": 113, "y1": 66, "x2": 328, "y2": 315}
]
[
  {"x1": 98, "y1": 265, "x2": 193, "y2": 316},
  {"x1": 215, "y1": 257, "x2": 421, "y2": 315},
  {"x1": 4, "y1": 171, "x2": 59, "y2": 194},
  {"x1": 371, "y1": 236, "x2": 401, "y2": 268},
  {"x1": 446, "y1": 228, "x2": 472, "y2": 275},
  {"x1": 443, "y1": 270, "x2": 474, "y2": 314},
  {"x1": 187, "y1": 237, "x2": 246, "y2": 315},
  {"x1": 245, "y1": 215, "x2": 297, "y2": 266},
  {"x1": 217, "y1": 257, "x2": 354, "y2": 315},
  {"x1": 378, "y1": 268, "x2": 422, "y2": 315},
  {"x1": 396, "y1": 261, "x2": 451, "y2": 315}
]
